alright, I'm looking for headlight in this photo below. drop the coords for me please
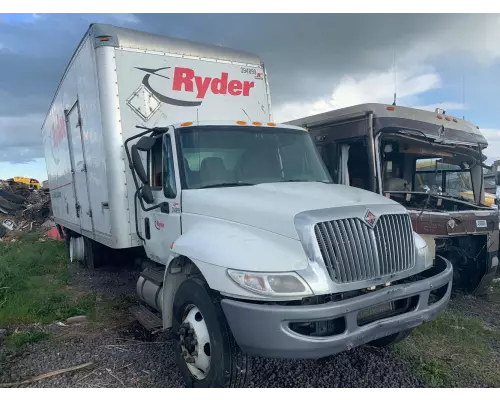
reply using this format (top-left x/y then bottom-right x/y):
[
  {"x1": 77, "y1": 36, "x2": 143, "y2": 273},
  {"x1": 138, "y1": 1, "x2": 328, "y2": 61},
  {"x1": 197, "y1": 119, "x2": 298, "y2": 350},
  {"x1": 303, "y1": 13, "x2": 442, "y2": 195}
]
[
  {"x1": 227, "y1": 270, "x2": 313, "y2": 297},
  {"x1": 414, "y1": 232, "x2": 433, "y2": 269}
]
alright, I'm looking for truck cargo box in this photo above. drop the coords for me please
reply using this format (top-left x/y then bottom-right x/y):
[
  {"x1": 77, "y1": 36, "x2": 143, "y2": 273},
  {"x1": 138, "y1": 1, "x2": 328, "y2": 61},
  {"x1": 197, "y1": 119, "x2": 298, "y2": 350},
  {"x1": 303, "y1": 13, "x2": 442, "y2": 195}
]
[{"x1": 41, "y1": 23, "x2": 272, "y2": 249}]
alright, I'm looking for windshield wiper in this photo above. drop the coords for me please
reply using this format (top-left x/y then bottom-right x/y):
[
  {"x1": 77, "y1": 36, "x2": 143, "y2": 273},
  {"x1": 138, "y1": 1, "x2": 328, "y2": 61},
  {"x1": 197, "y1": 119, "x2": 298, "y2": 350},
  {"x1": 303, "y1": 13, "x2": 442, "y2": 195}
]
[{"x1": 199, "y1": 182, "x2": 255, "y2": 189}]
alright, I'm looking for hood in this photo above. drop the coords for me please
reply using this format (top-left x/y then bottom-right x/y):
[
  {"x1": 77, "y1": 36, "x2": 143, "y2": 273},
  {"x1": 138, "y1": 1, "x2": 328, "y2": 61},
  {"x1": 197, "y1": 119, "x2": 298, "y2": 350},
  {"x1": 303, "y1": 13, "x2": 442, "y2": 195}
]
[{"x1": 182, "y1": 182, "x2": 405, "y2": 239}]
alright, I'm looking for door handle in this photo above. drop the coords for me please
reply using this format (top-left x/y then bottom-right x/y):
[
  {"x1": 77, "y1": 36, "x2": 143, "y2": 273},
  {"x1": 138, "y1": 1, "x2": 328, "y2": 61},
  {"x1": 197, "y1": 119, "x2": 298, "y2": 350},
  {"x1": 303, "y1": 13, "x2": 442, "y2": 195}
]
[{"x1": 145, "y1": 218, "x2": 151, "y2": 240}]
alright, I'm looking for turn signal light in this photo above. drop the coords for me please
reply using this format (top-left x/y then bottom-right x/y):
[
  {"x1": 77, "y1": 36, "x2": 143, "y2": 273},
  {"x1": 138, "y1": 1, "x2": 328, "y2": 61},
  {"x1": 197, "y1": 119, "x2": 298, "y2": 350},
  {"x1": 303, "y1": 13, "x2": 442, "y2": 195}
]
[
  {"x1": 267, "y1": 122, "x2": 277, "y2": 126},
  {"x1": 236, "y1": 121, "x2": 247, "y2": 125},
  {"x1": 180, "y1": 121, "x2": 193, "y2": 127},
  {"x1": 252, "y1": 121, "x2": 262, "y2": 126}
]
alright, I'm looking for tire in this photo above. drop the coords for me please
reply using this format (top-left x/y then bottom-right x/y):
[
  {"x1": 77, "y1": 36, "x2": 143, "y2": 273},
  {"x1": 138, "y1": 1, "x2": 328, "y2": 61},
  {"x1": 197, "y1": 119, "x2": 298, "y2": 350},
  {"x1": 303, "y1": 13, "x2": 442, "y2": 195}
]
[
  {"x1": 368, "y1": 328, "x2": 413, "y2": 348},
  {"x1": 172, "y1": 276, "x2": 252, "y2": 388},
  {"x1": 83, "y1": 237, "x2": 107, "y2": 269},
  {"x1": 0, "y1": 197, "x2": 23, "y2": 212},
  {"x1": 0, "y1": 189, "x2": 25, "y2": 204},
  {"x1": 64, "y1": 230, "x2": 71, "y2": 260}
]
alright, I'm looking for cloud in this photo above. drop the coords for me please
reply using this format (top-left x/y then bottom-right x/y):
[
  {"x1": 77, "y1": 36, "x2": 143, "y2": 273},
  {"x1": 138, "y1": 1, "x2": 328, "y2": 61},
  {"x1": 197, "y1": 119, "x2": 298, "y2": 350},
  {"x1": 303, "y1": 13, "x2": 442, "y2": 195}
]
[
  {"x1": 2, "y1": 13, "x2": 500, "y2": 167},
  {"x1": 274, "y1": 65, "x2": 444, "y2": 122},
  {"x1": 0, "y1": 113, "x2": 45, "y2": 162},
  {"x1": 0, "y1": 13, "x2": 141, "y2": 164},
  {"x1": 482, "y1": 129, "x2": 500, "y2": 163},
  {"x1": 109, "y1": 14, "x2": 141, "y2": 25}
]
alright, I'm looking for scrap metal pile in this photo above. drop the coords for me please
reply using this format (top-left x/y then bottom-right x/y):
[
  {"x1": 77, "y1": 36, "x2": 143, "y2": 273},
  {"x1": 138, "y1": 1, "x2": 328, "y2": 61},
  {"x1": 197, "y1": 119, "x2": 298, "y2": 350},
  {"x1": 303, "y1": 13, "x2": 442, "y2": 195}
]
[{"x1": 0, "y1": 180, "x2": 53, "y2": 240}]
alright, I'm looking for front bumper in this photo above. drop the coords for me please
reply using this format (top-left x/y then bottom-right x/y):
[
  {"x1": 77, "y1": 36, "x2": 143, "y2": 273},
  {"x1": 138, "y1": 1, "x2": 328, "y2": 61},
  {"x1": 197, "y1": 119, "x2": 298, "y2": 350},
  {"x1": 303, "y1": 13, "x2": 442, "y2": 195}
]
[{"x1": 221, "y1": 257, "x2": 453, "y2": 359}]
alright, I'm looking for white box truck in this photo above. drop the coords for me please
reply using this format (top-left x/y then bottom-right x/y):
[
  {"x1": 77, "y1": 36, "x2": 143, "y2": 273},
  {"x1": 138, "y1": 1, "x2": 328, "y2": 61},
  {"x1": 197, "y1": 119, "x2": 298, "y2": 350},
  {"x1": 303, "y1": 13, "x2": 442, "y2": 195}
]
[{"x1": 41, "y1": 24, "x2": 453, "y2": 388}]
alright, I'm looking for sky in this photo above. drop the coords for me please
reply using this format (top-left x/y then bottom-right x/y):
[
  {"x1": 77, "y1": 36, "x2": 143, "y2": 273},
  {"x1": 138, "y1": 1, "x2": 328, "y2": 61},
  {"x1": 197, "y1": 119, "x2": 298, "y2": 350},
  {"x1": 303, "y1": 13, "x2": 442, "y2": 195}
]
[{"x1": 1, "y1": 13, "x2": 500, "y2": 181}]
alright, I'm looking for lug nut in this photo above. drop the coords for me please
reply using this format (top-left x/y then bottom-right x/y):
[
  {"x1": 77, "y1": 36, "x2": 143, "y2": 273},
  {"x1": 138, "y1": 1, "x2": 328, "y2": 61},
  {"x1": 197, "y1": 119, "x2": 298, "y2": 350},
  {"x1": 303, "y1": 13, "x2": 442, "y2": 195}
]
[
  {"x1": 188, "y1": 328, "x2": 194, "y2": 335},
  {"x1": 186, "y1": 356, "x2": 195, "y2": 363}
]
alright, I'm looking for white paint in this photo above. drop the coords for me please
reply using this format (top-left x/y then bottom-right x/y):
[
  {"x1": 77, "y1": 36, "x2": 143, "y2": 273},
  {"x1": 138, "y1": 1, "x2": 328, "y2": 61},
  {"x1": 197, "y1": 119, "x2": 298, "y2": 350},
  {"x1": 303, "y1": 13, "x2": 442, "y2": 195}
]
[{"x1": 182, "y1": 182, "x2": 402, "y2": 240}]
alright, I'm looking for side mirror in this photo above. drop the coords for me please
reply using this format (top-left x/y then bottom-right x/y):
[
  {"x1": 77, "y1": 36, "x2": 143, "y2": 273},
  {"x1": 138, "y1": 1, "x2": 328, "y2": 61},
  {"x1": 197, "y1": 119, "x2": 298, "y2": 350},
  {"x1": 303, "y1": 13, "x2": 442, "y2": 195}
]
[
  {"x1": 141, "y1": 184, "x2": 154, "y2": 205},
  {"x1": 136, "y1": 136, "x2": 156, "y2": 151},
  {"x1": 131, "y1": 144, "x2": 148, "y2": 185}
]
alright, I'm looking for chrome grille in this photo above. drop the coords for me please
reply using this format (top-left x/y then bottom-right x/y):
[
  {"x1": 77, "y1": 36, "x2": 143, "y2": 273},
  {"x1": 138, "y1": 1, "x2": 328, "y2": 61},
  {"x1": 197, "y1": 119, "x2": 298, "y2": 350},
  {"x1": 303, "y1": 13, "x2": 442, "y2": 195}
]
[{"x1": 314, "y1": 214, "x2": 415, "y2": 283}]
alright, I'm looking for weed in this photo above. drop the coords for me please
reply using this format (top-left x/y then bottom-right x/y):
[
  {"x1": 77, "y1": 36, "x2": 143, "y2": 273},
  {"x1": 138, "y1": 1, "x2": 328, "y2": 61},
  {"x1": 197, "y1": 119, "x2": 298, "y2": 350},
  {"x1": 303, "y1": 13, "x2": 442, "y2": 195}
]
[
  {"x1": 0, "y1": 234, "x2": 97, "y2": 325},
  {"x1": 396, "y1": 300, "x2": 500, "y2": 387},
  {"x1": 5, "y1": 331, "x2": 52, "y2": 348}
]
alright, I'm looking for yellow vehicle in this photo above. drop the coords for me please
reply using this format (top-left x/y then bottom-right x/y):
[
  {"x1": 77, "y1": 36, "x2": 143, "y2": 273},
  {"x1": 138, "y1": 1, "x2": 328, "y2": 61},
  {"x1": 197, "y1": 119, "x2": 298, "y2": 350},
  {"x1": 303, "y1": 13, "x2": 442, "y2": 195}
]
[
  {"x1": 415, "y1": 159, "x2": 496, "y2": 207},
  {"x1": 11, "y1": 176, "x2": 41, "y2": 190}
]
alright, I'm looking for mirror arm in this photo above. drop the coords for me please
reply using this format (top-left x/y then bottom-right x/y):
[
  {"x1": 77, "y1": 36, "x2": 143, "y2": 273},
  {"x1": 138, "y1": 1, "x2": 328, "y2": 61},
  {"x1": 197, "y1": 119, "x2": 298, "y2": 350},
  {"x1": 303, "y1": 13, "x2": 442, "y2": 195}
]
[{"x1": 137, "y1": 194, "x2": 168, "y2": 213}]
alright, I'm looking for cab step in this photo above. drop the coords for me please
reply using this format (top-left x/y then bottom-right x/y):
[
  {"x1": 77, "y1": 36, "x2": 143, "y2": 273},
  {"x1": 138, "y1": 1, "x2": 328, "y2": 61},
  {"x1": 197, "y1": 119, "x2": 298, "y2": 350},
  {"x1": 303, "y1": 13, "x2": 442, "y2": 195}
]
[{"x1": 129, "y1": 304, "x2": 163, "y2": 331}]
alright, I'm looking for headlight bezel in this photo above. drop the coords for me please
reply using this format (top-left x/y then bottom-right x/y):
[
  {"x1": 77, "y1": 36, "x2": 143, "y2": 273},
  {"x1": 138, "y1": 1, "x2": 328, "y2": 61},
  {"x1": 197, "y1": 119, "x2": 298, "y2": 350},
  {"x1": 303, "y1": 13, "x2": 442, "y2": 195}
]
[{"x1": 226, "y1": 269, "x2": 313, "y2": 297}]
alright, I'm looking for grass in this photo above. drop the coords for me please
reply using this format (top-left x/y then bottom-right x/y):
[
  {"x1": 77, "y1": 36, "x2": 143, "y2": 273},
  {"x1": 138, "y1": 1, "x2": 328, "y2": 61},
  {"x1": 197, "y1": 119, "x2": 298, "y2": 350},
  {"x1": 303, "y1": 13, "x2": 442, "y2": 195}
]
[
  {"x1": 0, "y1": 233, "x2": 97, "y2": 326},
  {"x1": 4, "y1": 331, "x2": 52, "y2": 348},
  {"x1": 396, "y1": 281, "x2": 500, "y2": 387}
]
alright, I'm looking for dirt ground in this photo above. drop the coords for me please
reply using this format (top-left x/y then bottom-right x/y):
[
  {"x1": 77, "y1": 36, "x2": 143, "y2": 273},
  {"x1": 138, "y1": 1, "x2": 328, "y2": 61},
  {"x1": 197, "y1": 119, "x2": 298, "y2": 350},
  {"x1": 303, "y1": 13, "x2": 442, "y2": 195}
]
[
  {"x1": 1, "y1": 255, "x2": 499, "y2": 388},
  {"x1": 0, "y1": 260, "x2": 425, "y2": 388}
]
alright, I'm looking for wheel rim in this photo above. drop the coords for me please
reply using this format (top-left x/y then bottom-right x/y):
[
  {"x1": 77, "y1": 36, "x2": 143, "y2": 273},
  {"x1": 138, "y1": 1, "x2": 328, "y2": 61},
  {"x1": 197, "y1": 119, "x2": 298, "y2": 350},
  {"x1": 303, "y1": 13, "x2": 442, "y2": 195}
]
[{"x1": 179, "y1": 305, "x2": 211, "y2": 380}]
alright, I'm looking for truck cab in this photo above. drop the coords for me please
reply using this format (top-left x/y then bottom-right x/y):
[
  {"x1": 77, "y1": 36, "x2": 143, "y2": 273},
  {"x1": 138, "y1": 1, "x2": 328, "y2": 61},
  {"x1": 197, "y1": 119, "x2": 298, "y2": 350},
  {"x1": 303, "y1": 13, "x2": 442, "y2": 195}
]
[{"x1": 287, "y1": 103, "x2": 499, "y2": 295}]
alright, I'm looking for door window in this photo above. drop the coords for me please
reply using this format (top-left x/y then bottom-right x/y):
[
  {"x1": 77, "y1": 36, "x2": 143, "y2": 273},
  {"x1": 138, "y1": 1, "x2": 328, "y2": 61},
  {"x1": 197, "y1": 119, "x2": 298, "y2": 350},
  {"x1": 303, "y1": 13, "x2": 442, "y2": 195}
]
[
  {"x1": 163, "y1": 135, "x2": 177, "y2": 199},
  {"x1": 149, "y1": 138, "x2": 163, "y2": 190}
]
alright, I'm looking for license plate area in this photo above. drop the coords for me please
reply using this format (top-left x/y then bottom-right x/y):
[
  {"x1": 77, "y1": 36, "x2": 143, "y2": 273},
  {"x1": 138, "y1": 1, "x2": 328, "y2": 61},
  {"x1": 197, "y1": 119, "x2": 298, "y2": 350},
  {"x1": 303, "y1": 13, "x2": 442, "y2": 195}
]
[
  {"x1": 357, "y1": 296, "x2": 419, "y2": 326},
  {"x1": 357, "y1": 301, "x2": 395, "y2": 326}
]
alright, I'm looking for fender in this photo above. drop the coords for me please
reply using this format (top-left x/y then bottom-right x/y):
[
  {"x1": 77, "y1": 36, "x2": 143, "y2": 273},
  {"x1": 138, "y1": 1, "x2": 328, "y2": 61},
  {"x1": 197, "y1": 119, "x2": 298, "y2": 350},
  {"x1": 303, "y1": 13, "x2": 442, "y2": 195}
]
[
  {"x1": 173, "y1": 215, "x2": 309, "y2": 274},
  {"x1": 161, "y1": 216, "x2": 310, "y2": 328}
]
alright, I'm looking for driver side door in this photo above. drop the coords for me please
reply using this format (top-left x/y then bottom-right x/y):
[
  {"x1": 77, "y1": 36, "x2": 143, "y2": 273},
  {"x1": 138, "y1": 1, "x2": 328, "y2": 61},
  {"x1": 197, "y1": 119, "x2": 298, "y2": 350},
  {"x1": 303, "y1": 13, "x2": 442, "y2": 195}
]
[{"x1": 142, "y1": 130, "x2": 182, "y2": 265}]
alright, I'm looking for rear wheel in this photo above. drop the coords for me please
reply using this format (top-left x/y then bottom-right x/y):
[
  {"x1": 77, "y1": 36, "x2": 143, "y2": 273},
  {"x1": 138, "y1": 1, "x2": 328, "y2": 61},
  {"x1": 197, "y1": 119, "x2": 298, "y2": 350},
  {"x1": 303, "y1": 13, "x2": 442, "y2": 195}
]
[
  {"x1": 173, "y1": 275, "x2": 251, "y2": 388},
  {"x1": 368, "y1": 328, "x2": 413, "y2": 347},
  {"x1": 66, "y1": 233, "x2": 107, "y2": 269}
]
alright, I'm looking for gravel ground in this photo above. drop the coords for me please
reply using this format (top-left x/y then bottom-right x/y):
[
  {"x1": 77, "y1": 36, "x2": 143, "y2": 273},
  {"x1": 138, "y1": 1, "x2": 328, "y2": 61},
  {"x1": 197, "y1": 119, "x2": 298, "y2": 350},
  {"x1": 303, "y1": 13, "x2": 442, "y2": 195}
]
[{"x1": 0, "y1": 261, "x2": 424, "y2": 388}]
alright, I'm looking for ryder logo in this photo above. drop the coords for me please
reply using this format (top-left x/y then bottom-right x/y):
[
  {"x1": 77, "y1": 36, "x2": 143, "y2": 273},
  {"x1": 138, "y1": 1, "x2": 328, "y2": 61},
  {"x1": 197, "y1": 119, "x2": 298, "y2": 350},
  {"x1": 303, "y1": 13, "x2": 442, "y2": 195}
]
[
  {"x1": 155, "y1": 220, "x2": 165, "y2": 230},
  {"x1": 136, "y1": 66, "x2": 255, "y2": 107},
  {"x1": 49, "y1": 113, "x2": 67, "y2": 165},
  {"x1": 52, "y1": 115, "x2": 66, "y2": 149}
]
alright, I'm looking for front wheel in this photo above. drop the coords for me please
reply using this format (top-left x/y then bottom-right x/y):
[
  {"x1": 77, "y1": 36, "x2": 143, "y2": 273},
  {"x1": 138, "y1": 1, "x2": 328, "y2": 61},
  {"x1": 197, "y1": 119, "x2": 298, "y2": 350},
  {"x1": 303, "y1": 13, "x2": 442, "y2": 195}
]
[
  {"x1": 368, "y1": 328, "x2": 413, "y2": 348},
  {"x1": 172, "y1": 276, "x2": 252, "y2": 388}
]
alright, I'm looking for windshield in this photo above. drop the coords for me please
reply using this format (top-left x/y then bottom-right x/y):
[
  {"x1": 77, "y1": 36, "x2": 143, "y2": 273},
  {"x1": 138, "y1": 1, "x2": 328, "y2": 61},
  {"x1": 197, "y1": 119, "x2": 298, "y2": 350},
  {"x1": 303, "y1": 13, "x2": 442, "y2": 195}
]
[
  {"x1": 415, "y1": 158, "x2": 474, "y2": 200},
  {"x1": 178, "y1": 126, "x2": 332, "y2": 189}
]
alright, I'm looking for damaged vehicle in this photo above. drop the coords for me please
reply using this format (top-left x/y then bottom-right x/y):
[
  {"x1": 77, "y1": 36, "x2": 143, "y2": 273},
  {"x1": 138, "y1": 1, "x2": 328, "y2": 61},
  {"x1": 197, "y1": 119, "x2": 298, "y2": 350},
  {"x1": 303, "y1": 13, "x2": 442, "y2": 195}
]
[{"x1": 287, "y1": 103, "x2": 499, "y2": 295}]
